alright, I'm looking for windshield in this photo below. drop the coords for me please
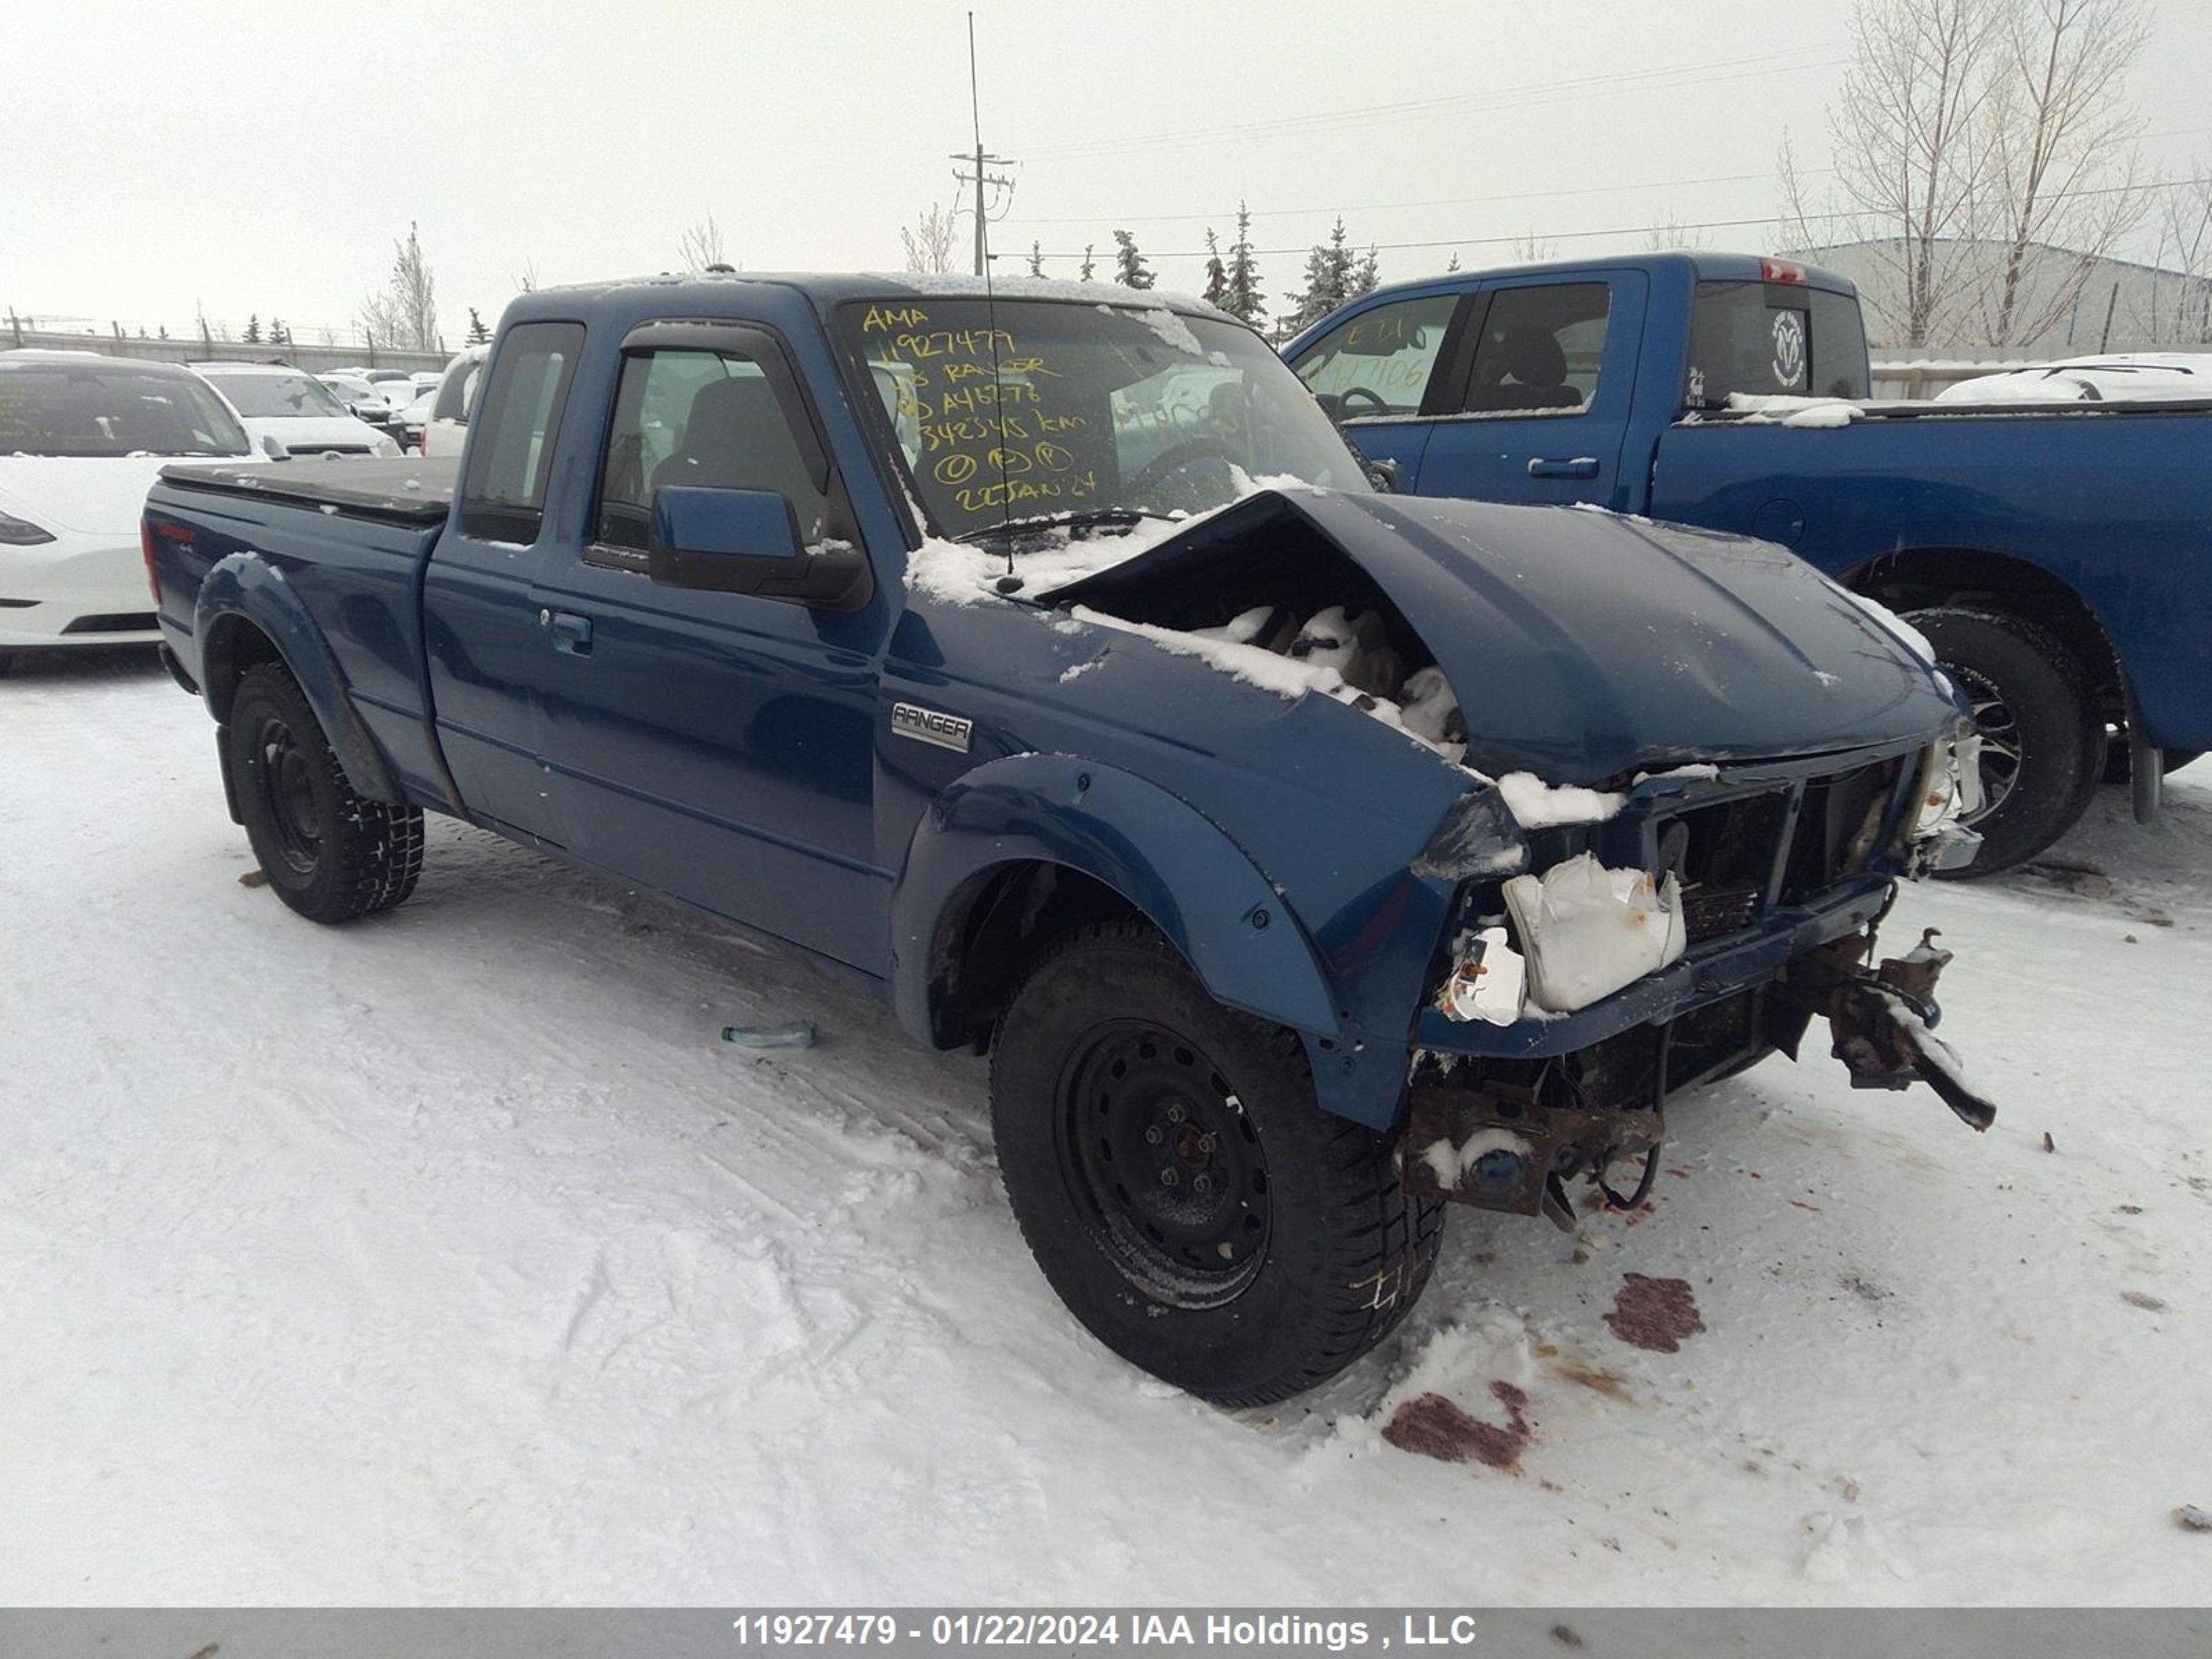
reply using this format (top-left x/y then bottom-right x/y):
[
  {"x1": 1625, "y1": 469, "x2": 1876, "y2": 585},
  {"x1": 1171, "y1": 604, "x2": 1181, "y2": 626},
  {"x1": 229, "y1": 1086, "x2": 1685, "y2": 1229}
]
[
  {"x1": 838, "y1": 297, "x2": 1368, "y2": 541},
  {"x1": 203, "y1": 371, "x2": 351, "y2": 420},
  {"x1": 0, "y1": 363, "x2": 252, "y2": 458}
]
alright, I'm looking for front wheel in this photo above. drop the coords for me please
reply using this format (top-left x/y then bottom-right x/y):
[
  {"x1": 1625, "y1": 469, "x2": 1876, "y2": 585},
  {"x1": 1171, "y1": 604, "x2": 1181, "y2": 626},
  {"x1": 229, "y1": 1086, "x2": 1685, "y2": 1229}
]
[
  {"x1": 991, "y1": 921, "x2": 1444, "y2": 1405},
  {"x1": 227, "y1": 663, "x2": 424, "y2": 923},
  {"x1": 1906, "y1": 607, "x2": 2103, "y2": 877}
]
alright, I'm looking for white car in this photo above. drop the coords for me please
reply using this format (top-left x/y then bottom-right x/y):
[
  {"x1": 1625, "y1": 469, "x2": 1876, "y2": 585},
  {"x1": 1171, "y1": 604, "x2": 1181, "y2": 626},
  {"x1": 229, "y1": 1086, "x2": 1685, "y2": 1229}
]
[
  {"x1": 1935, "y1": 353, "x2": 2212, "y2": 404},
  {"x1": 418, "y1": 344, "x2": 489, "y2": 459},
  {"x1": 0, "y1": 350, "x2": 263, "y2": 672},
  {"x1": 319, "y1": 371, "x2": 398, "y2": 421},
  {"x1": 190, "y1": 362, "x2": 402, "y2": 458}
]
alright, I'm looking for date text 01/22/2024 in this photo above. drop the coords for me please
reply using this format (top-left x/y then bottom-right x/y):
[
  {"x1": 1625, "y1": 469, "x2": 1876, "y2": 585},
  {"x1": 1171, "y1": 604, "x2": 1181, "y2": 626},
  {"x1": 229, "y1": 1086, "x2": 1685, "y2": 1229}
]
[{"x1": 727, "y1": 1611, "x2": 1484, "y2": 1649}]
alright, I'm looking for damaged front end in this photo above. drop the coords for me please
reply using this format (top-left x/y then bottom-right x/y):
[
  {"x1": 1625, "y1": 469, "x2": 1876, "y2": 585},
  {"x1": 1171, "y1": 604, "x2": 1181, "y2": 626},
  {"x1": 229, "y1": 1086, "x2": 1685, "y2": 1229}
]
[{"x1": 1405, "y1": 744, "x2": 1996, "y2": 1228}]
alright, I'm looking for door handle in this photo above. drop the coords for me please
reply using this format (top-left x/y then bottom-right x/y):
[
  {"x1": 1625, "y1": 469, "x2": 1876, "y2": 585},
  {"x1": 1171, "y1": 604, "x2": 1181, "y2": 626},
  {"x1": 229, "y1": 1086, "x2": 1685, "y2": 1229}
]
[
  {"x1": 1527, "y1": 456, "x2": 1600, "y2": 479},
  {"x1": 543, "y1": 608, "x2": 593, "y2": 655}
]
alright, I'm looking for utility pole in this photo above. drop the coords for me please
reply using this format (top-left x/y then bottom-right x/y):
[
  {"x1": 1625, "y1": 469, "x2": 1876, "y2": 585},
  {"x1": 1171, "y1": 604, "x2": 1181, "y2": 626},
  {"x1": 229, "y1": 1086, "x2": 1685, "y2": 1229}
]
[{"x1": 948, "y1": 12, "x2": 1015, "y2": 275}]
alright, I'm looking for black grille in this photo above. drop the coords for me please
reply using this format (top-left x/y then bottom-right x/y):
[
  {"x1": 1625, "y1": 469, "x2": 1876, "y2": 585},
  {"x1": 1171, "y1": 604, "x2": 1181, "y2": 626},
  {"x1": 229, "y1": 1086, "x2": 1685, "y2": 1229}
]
[
  {"x1": 1681, "y1": 883, "x2": 1761, "y2": 943},
  {"x1": 286, "y1": 442, "x2": 374, "y2": 456},
  {"x1": 61, "y1": 612, "x2": 157, "y2": 635}
]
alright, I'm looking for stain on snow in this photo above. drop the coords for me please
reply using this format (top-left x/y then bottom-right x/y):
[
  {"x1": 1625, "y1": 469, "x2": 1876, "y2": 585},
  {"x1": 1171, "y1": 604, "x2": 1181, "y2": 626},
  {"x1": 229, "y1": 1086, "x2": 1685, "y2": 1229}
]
[
  {"x1": 2121, "y1": 1290, "x2": 2170, "y2": 1313},
  {"x1": 1604, "y1": 1274, "x2": 1706, "y2": 1353},
  {"x1": 1382, "y1": 1380, "x2": 1532, "y2": 1470}
]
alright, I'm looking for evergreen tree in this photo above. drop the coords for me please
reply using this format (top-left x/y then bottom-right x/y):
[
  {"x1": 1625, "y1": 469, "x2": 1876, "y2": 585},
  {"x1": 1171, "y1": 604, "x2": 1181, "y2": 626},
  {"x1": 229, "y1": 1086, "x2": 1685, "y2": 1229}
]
[
  {"x1": 1349, "y1": 245, "x2": 1380, "y2": 300},
  {"x1": 1027, "y1": 241, "x2": 1044, "y2": 278},
  {"x1": 1112, "y1": 229, "x2": 1154, "y2": 290},
  {"x1": 243, "y1": 314, "x2": 262, "y2": 345},
  {"x1": 269, "y1": 318, "x2": 289, "y2": 346},
  {"x1": 1222, "y1": 201, "x2": 1265, "y2": 328},
  {"x1": 466, "y1": 307, "x2": 491, "y2": 344},
  {"x1": 1201, "y1": 229, "x2": 1229, "y2": 308},
  {"x1": 1078, "y1": 244, "x2": 1097, "y2": 282},
  {"x1": 1286, "y1": 218, "x2": 1356, "y2": 334},
  {"x1": 1446, "y1": 252, "x2": 1462, "y2": 273}
]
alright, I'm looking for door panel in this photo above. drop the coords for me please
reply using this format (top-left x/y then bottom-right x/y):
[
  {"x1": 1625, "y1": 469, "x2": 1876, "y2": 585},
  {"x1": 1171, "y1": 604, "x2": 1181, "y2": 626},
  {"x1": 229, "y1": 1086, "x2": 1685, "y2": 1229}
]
[
  {"x1": 1291, "y1": 290, "x2": 1468, "y2": 492},
  {"x1": 524, "y1": 325, "x2": 891, "y2": 973},
  {"x1": 420, "y1": 320, "x2": 585, "y2": 843},
  {"x1": 1409, "y1": 272, "x2": 1647, "y2": 510}
]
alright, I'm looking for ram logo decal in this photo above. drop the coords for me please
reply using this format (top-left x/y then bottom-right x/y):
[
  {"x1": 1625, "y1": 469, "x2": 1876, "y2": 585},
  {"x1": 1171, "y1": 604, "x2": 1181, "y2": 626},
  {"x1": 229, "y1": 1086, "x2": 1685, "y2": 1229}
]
[{"x1": 891, "y1": 701, "x2": 973, "y2": 753}]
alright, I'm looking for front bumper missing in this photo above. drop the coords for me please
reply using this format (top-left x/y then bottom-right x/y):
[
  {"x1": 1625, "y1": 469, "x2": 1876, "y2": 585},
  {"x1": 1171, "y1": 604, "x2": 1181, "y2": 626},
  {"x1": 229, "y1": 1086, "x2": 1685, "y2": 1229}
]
[
  {"x1": 1772, "y1": 926, "x2": 1996, "y2": 1132},
  {"x1": 1404, "y1": 921, "x2": 1995, "y2": 1226}
]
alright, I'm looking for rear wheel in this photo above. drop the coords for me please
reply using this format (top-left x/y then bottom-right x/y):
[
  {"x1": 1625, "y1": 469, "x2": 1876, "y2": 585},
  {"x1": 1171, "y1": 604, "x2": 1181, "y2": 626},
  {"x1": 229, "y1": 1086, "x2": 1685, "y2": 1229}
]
[
  {"x1": 227, "y1": 663, "x2": 424, "y2": 923},
  {"x1": 1906, "y1": 607, "x2": 2103, "y2": 877},
  {"x1": 991, "y1": 921, "x2": 1444, "y2": 1406}
]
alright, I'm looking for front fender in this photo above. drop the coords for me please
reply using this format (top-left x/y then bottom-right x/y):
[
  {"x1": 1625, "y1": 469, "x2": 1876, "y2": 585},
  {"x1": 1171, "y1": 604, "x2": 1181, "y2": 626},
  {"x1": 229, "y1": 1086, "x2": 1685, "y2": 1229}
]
[
  {"x1": 194, "y1": 550, "x2": 401, "y2": 803},
  {"x1": 891, "y1": 752, "x2": 1345, "y2": 1049}
]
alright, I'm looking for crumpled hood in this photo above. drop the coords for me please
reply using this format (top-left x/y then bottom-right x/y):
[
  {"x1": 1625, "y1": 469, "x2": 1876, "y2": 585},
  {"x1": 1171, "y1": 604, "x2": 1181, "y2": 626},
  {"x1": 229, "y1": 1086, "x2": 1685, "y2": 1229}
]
[
  {"x1": 0, "y1": 454, "x2": 252, "y2": 536},
  {"x1": 1042, "y1": 489, "x2": 1960, "y2": 785}
]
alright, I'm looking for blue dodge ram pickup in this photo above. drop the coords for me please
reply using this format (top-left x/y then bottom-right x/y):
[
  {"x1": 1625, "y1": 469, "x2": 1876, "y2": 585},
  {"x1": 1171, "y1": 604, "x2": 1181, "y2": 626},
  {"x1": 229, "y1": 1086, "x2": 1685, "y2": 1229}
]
[
  {"x1": 146, "y1": 274, "x2": 1989, "y2": 1402},
  {"x1": 1287, "y1": 252, "x2": 2212, "y2": 874}
]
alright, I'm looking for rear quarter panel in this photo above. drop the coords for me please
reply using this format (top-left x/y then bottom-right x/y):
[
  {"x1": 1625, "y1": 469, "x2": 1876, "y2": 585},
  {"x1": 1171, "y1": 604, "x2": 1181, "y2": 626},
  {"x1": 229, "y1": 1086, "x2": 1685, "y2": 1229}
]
[
  {"x1": 147, "y1": 478, "x2": 449, "y2": 804},
  {"x1": 1648, "y1": 411, "x2": 2212, "y2": 747}
]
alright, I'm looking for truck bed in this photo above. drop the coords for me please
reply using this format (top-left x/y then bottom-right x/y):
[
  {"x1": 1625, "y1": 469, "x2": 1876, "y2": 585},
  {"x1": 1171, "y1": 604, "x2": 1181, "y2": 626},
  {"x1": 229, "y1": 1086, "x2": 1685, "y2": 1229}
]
[{"x1": 158, "y1": 457, "x2": 456, "y2": 525}]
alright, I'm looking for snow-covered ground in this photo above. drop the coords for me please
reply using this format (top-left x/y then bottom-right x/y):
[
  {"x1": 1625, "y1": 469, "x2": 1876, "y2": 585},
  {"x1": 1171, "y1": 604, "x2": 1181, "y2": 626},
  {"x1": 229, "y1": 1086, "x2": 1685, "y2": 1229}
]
[{"x1": 3, "y1": 648, "x2": 2207, "y2": 1604}]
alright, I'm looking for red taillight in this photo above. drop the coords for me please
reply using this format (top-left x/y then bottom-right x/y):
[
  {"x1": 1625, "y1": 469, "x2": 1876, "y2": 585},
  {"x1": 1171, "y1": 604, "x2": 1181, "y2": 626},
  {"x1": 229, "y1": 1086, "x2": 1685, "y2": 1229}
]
[
  {"x1": 1761, "y1": 257, "x2": 1808, "y2": 285},
  {"x1": 142, "y1": 519, "x2": 194, "y2": 606}
]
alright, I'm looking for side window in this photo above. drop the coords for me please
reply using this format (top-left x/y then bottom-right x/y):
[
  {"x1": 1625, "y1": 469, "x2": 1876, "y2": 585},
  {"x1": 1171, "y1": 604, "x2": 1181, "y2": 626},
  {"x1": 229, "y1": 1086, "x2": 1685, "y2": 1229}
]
[
  {"x1": 458, "y1": 322, "x2": 583, "y2": 543},
  {"x1": 590, "y1": 346, "x2": 832, "y2": 564},
  {"x1": 1292, "y1": 294, "x2": 1459, "y2": 418},
  {"x1": 1463, "y1": 283, "x2": 1611, "y2": 415}
]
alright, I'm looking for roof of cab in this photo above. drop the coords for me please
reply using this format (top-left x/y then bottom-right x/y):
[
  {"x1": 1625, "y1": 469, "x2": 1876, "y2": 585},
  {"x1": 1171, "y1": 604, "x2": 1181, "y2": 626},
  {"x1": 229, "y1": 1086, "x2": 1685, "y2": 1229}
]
[{"x1": 1321, "y1": 250, "x2": 1859, "y2": 314}]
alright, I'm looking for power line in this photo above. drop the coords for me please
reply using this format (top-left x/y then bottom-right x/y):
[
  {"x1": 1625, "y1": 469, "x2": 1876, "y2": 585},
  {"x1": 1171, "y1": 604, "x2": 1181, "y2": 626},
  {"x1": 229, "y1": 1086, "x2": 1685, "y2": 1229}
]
[
  {"x1": 1016, "y1": 176, "x2": 2212, "y2": 262},
  {"x1": 1015, "y1": 48, "x2": 1848, "y2": 162}
]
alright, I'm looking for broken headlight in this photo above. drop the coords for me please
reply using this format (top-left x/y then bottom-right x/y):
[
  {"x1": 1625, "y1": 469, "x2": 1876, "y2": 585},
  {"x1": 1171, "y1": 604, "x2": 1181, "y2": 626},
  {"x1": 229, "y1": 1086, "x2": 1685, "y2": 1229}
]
[{"x1": 1903, "y1": 728, "x2": 1985, "y2": 874}]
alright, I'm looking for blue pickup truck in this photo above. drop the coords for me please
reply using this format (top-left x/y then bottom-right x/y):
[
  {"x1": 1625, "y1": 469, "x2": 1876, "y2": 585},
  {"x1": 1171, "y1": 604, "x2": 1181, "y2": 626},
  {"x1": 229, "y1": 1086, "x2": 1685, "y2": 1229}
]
[
  {"x1": 145, "y1": 273, "x2": 1989, "y2": 1403},
  {"x1": 1286, "y1": 252, "x2": 2212, "y2": 874}
]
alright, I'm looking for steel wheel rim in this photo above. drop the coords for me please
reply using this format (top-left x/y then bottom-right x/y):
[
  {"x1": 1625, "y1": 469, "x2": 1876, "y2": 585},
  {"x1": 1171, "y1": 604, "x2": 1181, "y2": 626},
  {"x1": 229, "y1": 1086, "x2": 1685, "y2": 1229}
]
[
  {"x1": 1056, "y1": 1020, "x2": 1271, "y2": 1309},
  {"x1": 255, "y1": 715, "x2": 323, "y2": 877},
  {"x1": 1949, "y1": 663, "x2": 2023, "y2": 825}
]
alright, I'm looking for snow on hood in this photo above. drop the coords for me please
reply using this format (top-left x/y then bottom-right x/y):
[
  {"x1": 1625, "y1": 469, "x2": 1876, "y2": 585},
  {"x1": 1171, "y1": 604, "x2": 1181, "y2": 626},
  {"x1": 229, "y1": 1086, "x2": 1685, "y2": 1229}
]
[
  {"x1": 238, "y1": 414, "x2": 389, "y2": 448},
  {"x1": 0, "y1": 453, "x2": 258, "y2": 536},
  {"x1": 1037, "y1": 489, "x2": 1961, "y2": 789}
]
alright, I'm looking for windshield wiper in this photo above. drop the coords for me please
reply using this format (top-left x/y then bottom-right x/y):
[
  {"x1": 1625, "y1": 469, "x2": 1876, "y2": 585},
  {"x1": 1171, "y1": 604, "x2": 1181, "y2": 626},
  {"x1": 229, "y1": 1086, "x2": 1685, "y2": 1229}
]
[{"x1": 950, "y1": 507, "x2": 1178, "y2": 547}]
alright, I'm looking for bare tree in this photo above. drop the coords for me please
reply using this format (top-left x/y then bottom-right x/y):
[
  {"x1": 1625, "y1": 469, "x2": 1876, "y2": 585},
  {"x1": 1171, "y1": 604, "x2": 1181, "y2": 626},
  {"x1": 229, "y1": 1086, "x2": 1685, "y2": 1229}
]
[
  {"x1": 393, "y1": 223, "x2": 438, "y2": 351},
  {"x1": 1509, "y1": 228, "x2": 1556, "y2": 262},
  {"x1": 1981, "y1": 0, "x2": 2150, "y2": 344},
  {"x1": 900, "y1": 203, "x2": 959, "y2": 275},
  {"x1": 1643, "y1": 209, "x2": 1702, "y2": 251},
  {"x1": 2135, "y1": 162, "x2": 2212, "y2": 343},
  {"x1": 1828, "y1": 0, "x2": 2007, "y2": 347},
  {"x1": 359, "y1": 222, "x2": 439, "y2": 352},
  {"x1": 678, "y1": 213, "x2": 728, "y2": 272},
  {"x1": 513, "y1": 260, "x2": 541, "y2": 294}
]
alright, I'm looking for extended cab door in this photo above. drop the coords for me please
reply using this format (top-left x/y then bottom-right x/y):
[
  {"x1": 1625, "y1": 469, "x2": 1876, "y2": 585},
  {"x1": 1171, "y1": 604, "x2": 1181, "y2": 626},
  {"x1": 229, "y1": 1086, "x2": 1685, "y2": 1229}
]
[
  {"x1": 420, "y1": 319, "x2": 588, "y2": 846},
  {"x1": 1408, "y1": 270, "x2": 1648, "y2": 511},
  {"x1": 525, "y1": 319, "x2": 890, "y2": 974}
]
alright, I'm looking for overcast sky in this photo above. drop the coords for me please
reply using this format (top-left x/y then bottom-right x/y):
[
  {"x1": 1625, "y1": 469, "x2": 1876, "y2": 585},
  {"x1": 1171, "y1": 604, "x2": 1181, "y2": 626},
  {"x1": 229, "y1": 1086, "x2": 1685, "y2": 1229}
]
[{"x1": 9, "y1": 0, "x2": 2211, "y2": 342}]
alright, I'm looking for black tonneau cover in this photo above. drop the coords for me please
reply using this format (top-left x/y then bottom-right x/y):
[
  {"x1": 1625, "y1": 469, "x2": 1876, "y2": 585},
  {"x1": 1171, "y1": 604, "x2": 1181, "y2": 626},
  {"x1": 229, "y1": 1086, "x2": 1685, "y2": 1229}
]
[{"x1": 158, "y1": 457, "x2": 456, "y2": 526}]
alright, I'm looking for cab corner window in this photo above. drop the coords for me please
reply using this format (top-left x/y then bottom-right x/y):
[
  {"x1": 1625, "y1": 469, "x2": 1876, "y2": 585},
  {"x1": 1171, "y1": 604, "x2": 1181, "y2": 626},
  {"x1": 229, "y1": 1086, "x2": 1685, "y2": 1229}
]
[
  {"x1": 1291, "y1": 294, "x2": 1458, "y2": 420},
  {"x1": 590, "y1": 345, "x2": 832, "y2": 563},
  {"x1": 458, "y1": 321, "x2": 584, "y2": 544},
  {"x1": 1463, "y1": 283, "x2": 1610, "y2": 415}
]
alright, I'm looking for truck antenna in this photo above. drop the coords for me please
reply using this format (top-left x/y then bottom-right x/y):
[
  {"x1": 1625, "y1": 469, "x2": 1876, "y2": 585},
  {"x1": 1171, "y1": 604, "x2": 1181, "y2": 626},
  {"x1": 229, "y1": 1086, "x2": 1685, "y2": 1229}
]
[{"x1": 957, "y1": 9, "x2": 1018, "y2": 577}]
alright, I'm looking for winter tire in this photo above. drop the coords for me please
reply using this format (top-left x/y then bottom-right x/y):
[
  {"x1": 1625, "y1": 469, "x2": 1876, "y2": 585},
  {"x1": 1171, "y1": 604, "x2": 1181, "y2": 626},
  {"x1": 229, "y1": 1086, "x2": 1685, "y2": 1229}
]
[
  {"x1": 227, "y1": 662, "x2": 424, "y2": 924},
  {"x1": 1906, "y1": 607, "x2": 2103, "y2": 877},
  {"x1": 991, "y1": 920, "x2": 1444, "y2": 1405}
]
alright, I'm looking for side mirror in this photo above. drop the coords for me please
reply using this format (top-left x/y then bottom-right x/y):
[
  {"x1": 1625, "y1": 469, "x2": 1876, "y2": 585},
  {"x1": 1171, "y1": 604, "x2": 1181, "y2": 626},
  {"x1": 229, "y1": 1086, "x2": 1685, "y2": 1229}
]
[
  {"x1": 259, "y1": 433, "x2": 290, "y2": 460},
  {"x1": 646, "y1": 485, "x2": 871, "y2": 612}
]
